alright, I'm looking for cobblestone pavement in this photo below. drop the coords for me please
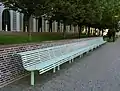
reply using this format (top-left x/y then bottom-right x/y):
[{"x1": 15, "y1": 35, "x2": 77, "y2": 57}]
[{"x1": 1, "y1": 38, "x2": 120, "y2": 91}]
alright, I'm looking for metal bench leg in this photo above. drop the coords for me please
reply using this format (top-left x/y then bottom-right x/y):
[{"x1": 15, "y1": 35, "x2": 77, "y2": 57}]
[
  {"x1": 58, "y1": 65, "x2": 60, "y2": 70},
  {"x1": 31, "y1": 71, "x2": 34, "y2": 86},
  {"x1": 87, "y1": 51, "x2": 89, "y2": 54},
  {"x1": 72, "y1": 59, "x2": 74, "y2": 62},
  {"x1": 81, "y1": 54, "x2": 83, "y2": 57},
  {"x1": 91, "y1": 48, "x2": 94, "y2": 51},
  {"x1": 79, "y1": 55, "x2": 81, "y2": 58},
  {"x1": 53, "y1": 67, "x2": 56, "y2": 73}
]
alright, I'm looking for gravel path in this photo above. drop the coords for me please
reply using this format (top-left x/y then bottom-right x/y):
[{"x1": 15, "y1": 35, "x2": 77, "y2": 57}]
[{"x1": 1, "y1": 38, "x2": 120, "y2": 91}]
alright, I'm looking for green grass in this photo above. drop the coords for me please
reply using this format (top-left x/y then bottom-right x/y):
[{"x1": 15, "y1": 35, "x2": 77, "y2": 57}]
[
  {"x1": 0, "y1": 32, "x2": 76, "y2": 44},
  {"x1": 0, "y1": 32, "x2": 99, "y2": 45},
  {"x1": 0, "y1": 35, "x2": 62, "y2": 44}
]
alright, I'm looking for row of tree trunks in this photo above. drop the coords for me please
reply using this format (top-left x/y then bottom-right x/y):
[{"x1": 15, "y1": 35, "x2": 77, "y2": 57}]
[
  {"x1": 78, "y1": 25, "x2": 104, "y2": 38},
  {"x1": 26, "y1": 17, "x2": 104, "y2": 40}
]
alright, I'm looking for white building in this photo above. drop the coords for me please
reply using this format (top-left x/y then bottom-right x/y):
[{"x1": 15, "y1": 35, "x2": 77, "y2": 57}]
[
  {"x1": 0, "y1": 2, "x2": 78, "y2": 33},
  {"x1": 0, "y1": 3, "x2": 40, "y2": 32}
]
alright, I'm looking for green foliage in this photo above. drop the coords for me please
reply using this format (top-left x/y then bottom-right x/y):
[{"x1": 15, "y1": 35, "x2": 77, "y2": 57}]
[{"x1": 1, "y1": 0, "x2": 120, "y2": 31}]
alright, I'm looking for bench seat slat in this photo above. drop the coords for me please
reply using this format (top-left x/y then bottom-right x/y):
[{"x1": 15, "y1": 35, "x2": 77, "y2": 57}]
[{"x1": 24, "y1": 45, "x2": 91, "y2": 71}]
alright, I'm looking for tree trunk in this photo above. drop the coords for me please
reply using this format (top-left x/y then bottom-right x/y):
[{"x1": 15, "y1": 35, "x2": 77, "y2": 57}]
[
  {"x1": 99, "y1": 29, "x2": 101, "y2": 36},
  {"x1": 85, "y1": 26, "x2": 88, "y2": 34},
  {"x1": 25, "y1": 11, "x2": 33, "y2": 41},
  {"x1": 74, "y1": 26, "x2": 75, "y2": 33},
  {"x1": 57, "y1": 21, "x2": 60, "y2": 32},
  {"x1": 49, "y1": 20, "x2": 52, "y2": 32},
  {"x1": 88, "y1": 26, "x2": 90, "y2": 37},
  {"x1": 49, "y1": 20, "x2": 50, "y2": 32},
  {"x1": 27, "y1": 15, "x2": 32, "y2": 41},
  {"x1": 63, "y1": 21, "x2": 66, "y2": 38},
  {"x1": 78, "y1": 24, "x2": 82, "y2": 38},
  {"x1": 70, "y1": 24, "x2": 71, "y2": 31},
  {"x1": 102, "y1": 29, "x2": 104, "y2": 36},
  {"x1": 94, "y1": 28, "x2": 97, "y2": 36}
]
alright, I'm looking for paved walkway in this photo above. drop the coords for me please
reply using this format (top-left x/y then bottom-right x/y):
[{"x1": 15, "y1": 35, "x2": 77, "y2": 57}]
[{"x1": 1, "y1": 38, "x2": 120, "y2": 91}]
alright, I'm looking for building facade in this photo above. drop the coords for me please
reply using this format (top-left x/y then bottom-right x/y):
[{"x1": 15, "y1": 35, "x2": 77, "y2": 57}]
[
  {"x1": 0, "y1": 2, "x2": 79, "y2": 33},
  {"x1": 0, "y1": 3, "x2": 40, "y2": 32}
]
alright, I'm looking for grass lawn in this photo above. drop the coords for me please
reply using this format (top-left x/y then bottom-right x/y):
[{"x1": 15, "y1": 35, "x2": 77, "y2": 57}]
[
  {"x1": 0, "y1": 35, "x2": 62, "y2": 44},
  {"x1": 0, "y1": 32, "x2": 83, "y2": 44},
  {"x1": 0, "y1": 32, "x2": 100, "y2": 45}
]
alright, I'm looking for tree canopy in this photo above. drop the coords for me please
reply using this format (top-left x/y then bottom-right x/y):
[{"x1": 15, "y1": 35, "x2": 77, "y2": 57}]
[{"x1": 1, "y1": 0, "x2": 120, "y2": 31}]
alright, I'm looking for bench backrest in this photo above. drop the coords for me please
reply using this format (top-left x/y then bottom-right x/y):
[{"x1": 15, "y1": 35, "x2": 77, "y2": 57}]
[
  {"x1": 18, "y1": 41, "x2": 88, "y2": 69},
  {"x1": 18, "y1": 38, "x2": 104, "y2": 70}
]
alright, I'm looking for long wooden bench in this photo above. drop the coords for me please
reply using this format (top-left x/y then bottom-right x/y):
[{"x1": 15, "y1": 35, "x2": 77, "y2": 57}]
[{"x1": 17, "y1": 37, "x2": 106, "y2": 85}]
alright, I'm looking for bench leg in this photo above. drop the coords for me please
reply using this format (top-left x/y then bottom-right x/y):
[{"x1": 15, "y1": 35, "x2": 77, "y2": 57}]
[
  {"x1": 92, "y1": 48, "x2": 94, "y2": 51},
  {"x1": 71, "y1": 59, "x2": 74, "y2": 62},
  {"x1": 53, "y1": 67, "x2": 56, "y2": 73},
  {"x1": 81, "y1": 54, "x2": 83, "y2": 57},
  {"x1": 31, "y1": 71, "x2": 34, "y2": 86},
  {"x1": 80, "y1": 54, "x2": 83, "y2": 58},
  {"x1": 58, "y1": 65, "x2": 60, "y2": 70},
  {"x1": 69, "y1": 60, "x2": 71, "y2": 63},
  {"x1": 87, "y1": 51, "x2": 89, "y2": 54},
  {"x1": 79, "y1": 55, "x2": 81, "y2": 58}
]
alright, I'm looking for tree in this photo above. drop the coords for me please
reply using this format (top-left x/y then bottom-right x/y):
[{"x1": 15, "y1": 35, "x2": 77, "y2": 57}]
[
  {"x1": 2, "y1": 0, "x2": 120, "y2": 38},
  {"x1": 50, "y1": 0, "x2": 74, "y2": 38},
  {"x1": 1, "y1": 0, "x2": 54, "y2": 40}
]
